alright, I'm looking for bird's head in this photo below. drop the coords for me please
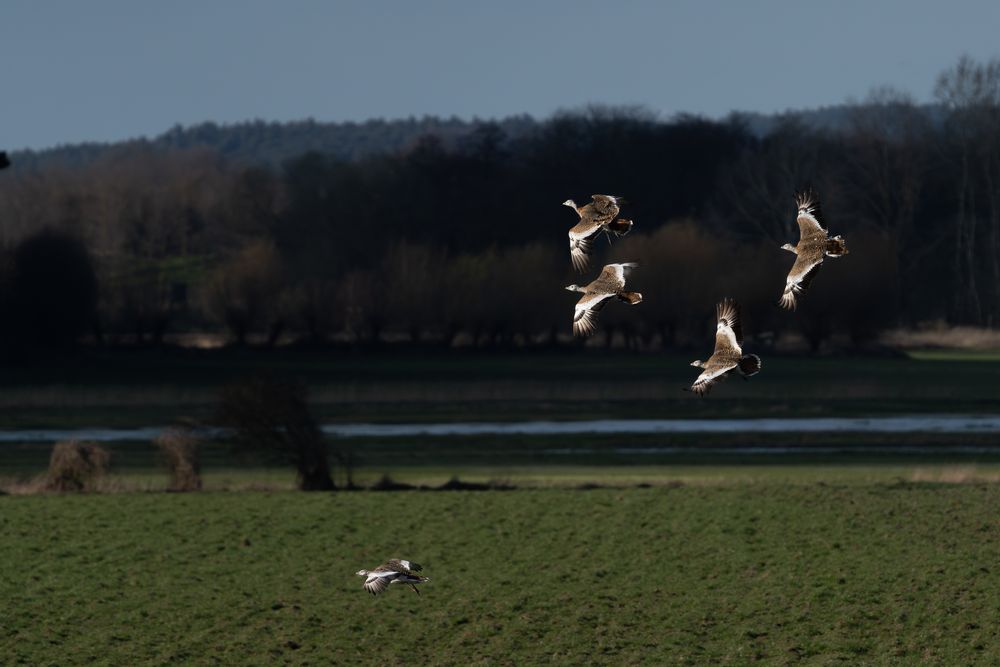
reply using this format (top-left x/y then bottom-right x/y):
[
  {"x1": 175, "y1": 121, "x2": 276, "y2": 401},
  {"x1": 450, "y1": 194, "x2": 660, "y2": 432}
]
[
  {"x1": 565, "y1": 284, "x2": 582, "y2": 292},
  {"x1": 355, "y1": 569, "x2": 368, "y2": 577},
  {"x1": 780, "y1": 243, "x2": 796, "y2": 252},
  {"x1": 562, "y1": 199, "x2": 577, "y2": 210},
  {"x1": 690, "y1": 360, "x2": 705, "y2": 368}
]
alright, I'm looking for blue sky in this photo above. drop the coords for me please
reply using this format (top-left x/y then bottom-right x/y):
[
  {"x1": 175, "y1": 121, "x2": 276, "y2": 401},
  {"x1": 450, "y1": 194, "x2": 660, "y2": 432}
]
[{"x1": 3, "y1": 0, "x2": 1000, "y2": 150}]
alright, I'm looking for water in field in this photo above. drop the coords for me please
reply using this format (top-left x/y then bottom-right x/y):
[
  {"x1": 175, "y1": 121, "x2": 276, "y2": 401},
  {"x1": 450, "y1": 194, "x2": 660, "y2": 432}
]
[
  {"x1": 325, "y1": 415, "x2": 1000, "y2": 437},
  {"x1": 3, "y1": 415, "x2": 1000, "y2": 444}
]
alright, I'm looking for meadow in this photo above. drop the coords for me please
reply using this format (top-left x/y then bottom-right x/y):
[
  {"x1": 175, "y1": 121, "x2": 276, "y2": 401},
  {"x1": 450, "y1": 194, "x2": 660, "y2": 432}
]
[
  {"x1": 2, "y1": 481, "x2": 998, "y2": 666},
  {"x1": 2, "y1": 347, "x2": 998, "y2": 665}
]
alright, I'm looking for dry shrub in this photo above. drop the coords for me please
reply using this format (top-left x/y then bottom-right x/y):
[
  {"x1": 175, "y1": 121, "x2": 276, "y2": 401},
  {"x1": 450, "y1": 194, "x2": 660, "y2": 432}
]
[
  {"x1": 46, "y1": 440, "x2": 110, "y2": 492},
  {"x1": 155, "y1": 427, "x2": 202, "y2": 491}
]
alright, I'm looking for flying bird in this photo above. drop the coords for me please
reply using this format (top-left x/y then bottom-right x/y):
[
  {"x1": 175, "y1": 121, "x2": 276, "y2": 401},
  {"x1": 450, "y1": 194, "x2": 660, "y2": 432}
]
[
  {"x1": 564, "y1": 195, "x2": 634, "y2": 272},
  {"x1": 778, "y1": 189, "x2": 848, "y2": 310},
  {"x1": 565, "y1": 262, "x2": 642, "y2": 337},
  {"x1": 356, "y1": 559, "x2": 429, "y2": 596},
  {"x1": 687, "y1": 298, "x2": 761, "y2": 396}
]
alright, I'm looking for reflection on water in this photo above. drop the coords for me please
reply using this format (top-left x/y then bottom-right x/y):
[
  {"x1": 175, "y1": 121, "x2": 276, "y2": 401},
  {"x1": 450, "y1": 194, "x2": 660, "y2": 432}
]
[
  {"x1": 544, "y1": 445, "x2": 1000, "y2": 455},
  {"x1": 325, "y1": 416, "x2": 1000, "y2": 437},
  {"x1": 2, "y1": 415, "x2": 1000, "y2": 443}
]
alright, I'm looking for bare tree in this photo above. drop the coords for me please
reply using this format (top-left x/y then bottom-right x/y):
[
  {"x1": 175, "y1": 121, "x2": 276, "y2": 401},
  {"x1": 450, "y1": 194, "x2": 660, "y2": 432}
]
[
  {"x1": 217, "y1": 375, "x2": 335, "y2": 491},
  {"x1": 613, "y1": 222, "x2": 728, "y2": 347},
  {"x1": 381, "y1": 242, "x2": 447, "y2": 342},
  {"x1": 934, "y1": 55, "x2": 1000, "y2": 324},
  {"x1": 200, "y1": 240, "x2": 285, "y2": 344},
  {"x1": 714, "y1": 119, "x2": 830, "y2": 244},
  {"x1": 842, "y1": 87, "x2": 931, "y2": 320}
]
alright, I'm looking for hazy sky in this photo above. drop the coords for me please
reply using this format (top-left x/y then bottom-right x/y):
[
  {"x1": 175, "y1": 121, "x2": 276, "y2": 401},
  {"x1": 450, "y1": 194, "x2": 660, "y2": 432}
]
[{"x1": 3, "y1": 0, "x2": 1000, "y2": 150}]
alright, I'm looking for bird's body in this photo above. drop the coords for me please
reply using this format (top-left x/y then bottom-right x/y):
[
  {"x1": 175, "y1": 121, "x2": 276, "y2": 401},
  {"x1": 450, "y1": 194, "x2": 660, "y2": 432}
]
[
  {"x1": 779, "y1": 189, "x2": 848, "y2": 310},
  {"x1": 356, "y1": 559, "x2": 429, "y2": 596},
  {"x1": 688, "y1": 298, "x2": 761, "y2": 396},
  {"x1": 564, "y1": 195, "x2": 634, "y2": 272},
  {"x1": 566, "y1": 262, "x2": 642, "y2": 337}
]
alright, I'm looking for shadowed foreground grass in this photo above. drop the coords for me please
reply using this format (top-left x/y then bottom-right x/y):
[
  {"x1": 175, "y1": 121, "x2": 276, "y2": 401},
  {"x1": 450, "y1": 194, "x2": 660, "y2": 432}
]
[{"x1": 1, "y1": 484, "x2": 997, "y2": 665}]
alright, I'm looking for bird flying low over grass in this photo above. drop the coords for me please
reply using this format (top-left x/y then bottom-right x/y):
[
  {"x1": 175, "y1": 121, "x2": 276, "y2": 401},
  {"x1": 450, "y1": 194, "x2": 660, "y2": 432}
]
[
  {"x1": 564, "y1": 194, "x2": 634, "y2": 272},
  {"x1": 779, "y1": 189, "x2": 848, "y2": 310},
  {"x1": 566, "y1": 262, "x2": 642, "y2": 337},
  {"x1": 356, "y1": 559, "x2": 429, "y2": 596},
  {"x1": 687, "y1": 298, "x2": 761, "y2": 396}
]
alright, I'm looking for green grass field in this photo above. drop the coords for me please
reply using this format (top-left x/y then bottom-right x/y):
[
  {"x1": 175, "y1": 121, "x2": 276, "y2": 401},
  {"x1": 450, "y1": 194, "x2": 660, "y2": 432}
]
[
  {"x1": 2, "y1": 482, "x2": 998, "y2": 666},
  {"x1": 2, "y1": 349, "x2": 999, "y2": 664}
]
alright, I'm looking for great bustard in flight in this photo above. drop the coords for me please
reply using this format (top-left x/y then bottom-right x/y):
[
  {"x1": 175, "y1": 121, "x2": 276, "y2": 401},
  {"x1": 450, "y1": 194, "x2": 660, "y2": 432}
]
[
  {"x1": 778, "y1": 189, "x2": 848, "y2": 310},
  {"x1": 356, "y1": 559, "x2": 429, "y2": 596},
  {"x1": 687, "y1": 298, "x2": 761, "y2": 396},
  {"x1": 565, "y1": 262, "x2": 642, "y2": 337},
  {"x1": 564, "y1": 195, "x2": 634, "y2": 272}
]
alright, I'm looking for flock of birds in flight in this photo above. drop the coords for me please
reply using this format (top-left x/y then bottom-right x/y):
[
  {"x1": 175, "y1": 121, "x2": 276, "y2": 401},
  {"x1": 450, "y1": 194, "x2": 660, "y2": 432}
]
[
  {"x1": 361, "y1": 188, "x2": 849, "y2": 597},
  {"x1": 0, "y1": 154, "x2": 849, "y2": 596},
  {"x1": 563, "y1": 190, "x2": 848, "y2": 398}
]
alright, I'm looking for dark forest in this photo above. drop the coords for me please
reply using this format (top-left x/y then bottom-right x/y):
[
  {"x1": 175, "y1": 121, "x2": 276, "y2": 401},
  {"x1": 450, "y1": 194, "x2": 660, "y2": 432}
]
[{"x1": 3, "y1": 57, "x2": 1000, "y2": 354}]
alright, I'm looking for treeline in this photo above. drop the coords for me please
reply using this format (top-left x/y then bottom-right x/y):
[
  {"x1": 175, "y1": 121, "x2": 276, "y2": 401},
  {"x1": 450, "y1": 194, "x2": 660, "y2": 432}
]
[
  {"x1": 11, "y1": 115, "x2": 540, "y2": 171},
  {"x1": 11, "y1": 106, "x2": 913, "y2": 173},
  {"x1": 2, "y1": 57, "x2": 1000, "y2": 352}
]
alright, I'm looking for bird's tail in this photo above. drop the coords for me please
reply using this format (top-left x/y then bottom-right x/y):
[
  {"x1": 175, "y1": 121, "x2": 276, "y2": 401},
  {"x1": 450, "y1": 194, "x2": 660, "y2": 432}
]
[
  {"x1": 738, "y1": 353, "x2": 761, "y2": 377},
  {"x1": 607, "y1": 218, "x2": 633, "y2": 237},
  {"x1": 618, "y1": 291, "x2": 642, "y2": 305},
  {"x1": 825, "y1": 235, "x2": 848, "y2": 257}
]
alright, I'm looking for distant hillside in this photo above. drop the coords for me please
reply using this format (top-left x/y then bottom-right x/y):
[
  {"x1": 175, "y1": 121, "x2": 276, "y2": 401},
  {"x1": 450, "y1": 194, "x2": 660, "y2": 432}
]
[
  {"x1": 10, "y1": 115, "x2": 539, "y2": 171},
  {"x1": 8, "y1": 104, "x2": 943, "y2": 171},
  {"x1": 731, "y1": 102, "x2": 944, "y2": 137}
]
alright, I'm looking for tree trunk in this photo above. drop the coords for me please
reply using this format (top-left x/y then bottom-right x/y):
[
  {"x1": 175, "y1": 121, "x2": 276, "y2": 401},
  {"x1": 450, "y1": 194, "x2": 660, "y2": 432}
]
[{"x1": 294, "y1": 429, "x2": 335, "y2": 491}]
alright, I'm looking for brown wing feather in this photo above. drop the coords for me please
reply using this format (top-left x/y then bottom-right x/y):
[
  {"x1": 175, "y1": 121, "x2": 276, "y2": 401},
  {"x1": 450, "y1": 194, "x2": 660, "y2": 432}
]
[
  {"x1": 386, "y1": 559, "x2": 422, "y2": 573},
  {"x1": 363, "y1": 573, "x2": 394, "y2": 595},
  {"x1": 715, "y1": 298, "x2": 743, "y2": 346},
  {"x1": 795, "y1": 189, "x2": 827, "y2": 237},
  {"x1": 588, "y1": 195, "x2": 620, "y2": 221}
]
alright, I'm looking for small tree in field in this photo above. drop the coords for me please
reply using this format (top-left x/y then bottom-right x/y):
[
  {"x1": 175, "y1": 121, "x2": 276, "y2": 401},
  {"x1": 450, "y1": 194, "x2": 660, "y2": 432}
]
[{"x1": 216, "y1": 375, "x2": 335, "y2": 491}]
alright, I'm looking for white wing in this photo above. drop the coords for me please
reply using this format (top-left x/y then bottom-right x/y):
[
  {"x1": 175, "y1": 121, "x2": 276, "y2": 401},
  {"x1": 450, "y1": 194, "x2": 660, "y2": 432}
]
[{"x1": 573, "y1": 292, "x2": 614, "y2": 337}]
